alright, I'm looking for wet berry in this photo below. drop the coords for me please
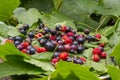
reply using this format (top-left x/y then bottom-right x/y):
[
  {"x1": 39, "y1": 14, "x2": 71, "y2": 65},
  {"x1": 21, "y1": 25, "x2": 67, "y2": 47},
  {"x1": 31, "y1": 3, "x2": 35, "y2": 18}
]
[
  {"x1": 45, "y1": 41, "x2": 55, "y2": 51},
  {"x1": 59, "y1": 52, "x2": 69, "y2": 60},
  {"x1": 92, "y1": 54, "x2": 100, "y2": 62}
]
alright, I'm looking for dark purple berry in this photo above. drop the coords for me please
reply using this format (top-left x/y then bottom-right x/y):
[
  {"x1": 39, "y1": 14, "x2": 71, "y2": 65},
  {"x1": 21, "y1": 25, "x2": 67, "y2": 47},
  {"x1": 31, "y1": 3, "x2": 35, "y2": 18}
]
[
  {"x1": 50, "y1": 29, "x2": 57, "y2": 35},
  {"x1": 14, "y1": 41, "x2": 21, "y2": 46},
  {"x1": 66, "y1": 57, "x2": 73, "y2": 62},
  {"x1": 77, "y1": 46, "x2": 84, "y2": 53},
  {"x1": 57, "y1": 45, "x2": 65, "y2": 52},
  {"x1": 39, "y1": 39, "x2": 47, "y2": 46},
  {"x1": 53, "y1": 52, "x2": 60, "y2": 58},
  {"x1": 71, "y1": 44, "x2": 77, "y2": 50},
  {"x1": 28, "y1": 31, "x2": 34, "y2": 38},
  {"x1": 43, "y1": 27, "x2": 50, "y2": 33},
  {"x1": 55, "y1": 25, "x2": 61, "y2": 31},
  {"x1": 45, "y1": 41, "x2": 55, "y2": 51},
  {"x1": 39, "y1": 23, "x2": 44, "y2": 29},
  {"x1": 15, "y1": 36, "x2": 23, "y2": 42},
  {"x1": 19, "y1": 29, "x2": 26, "y2": 35},
  {"x1": 77, "y1": 37, "x2": 85, "y2": 44},
  {"x1": 23, "y1": 24, "x2": 29, "y2": 30},
  {"x1": 17, "y1": 45, "x2": 23, "y2": 50}
]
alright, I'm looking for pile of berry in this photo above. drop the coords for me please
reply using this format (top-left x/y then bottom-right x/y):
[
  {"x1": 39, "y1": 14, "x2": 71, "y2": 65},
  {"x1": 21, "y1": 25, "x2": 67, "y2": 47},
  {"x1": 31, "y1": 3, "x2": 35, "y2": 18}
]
[{"x1": 6, "y1": 23, "x2": 106, "y2": 65}]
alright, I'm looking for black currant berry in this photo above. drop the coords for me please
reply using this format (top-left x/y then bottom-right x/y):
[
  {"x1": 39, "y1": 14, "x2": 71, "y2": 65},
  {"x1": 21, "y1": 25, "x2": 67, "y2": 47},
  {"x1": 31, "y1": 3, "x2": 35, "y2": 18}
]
[
  {"x1": 45, "y1": 41, "x2": 55, "y2": 51},
  {"x1": 15, "y1": 36, "x2": 23, "y2": 42},
  {"x1": 23, "y1": 24, "x2": 29, "y2": 30},
  {"x1": 8, "y1": 36, "x2": 14, "y2": 40},
  {"x1": 14, "y1": 41, "x2": 21, "y2": 46},
  {"x1": 43, "y1": 27, "x2": 50, "y2": 33},
  {"x1": 39, "y1": 38, "x2": 47, "y2": 46},
  {"x1": 77, "y1": 37, "x2": 85, "y2": 44},
  {"x1": 55, "y1": 25, "x2": 61, "y2": 31},
  {"x1": 66, "y1": 57, "x2": 73, "y2": 62},
  {"x1": 50, "y1": 29, "x2": 57, "y2": 35},
  {"x1": 85, "y1": 35, "x2": 93, "y2": 42},
  {"x1": 84, "y1": 29, "x2": 90, "y2": 34},
  {"x1": 53, "y1": 52, "x2": 60, "y2": 58},
  {"x1": 27, "y1": 48, "x2": 36, "y2": 55},
  {"x1": 57, "y1": 45, "x2": 65, "y2": 52},
  {"x1": 28, "y1": 31, "x2": 34, "y2": 38},
  {"x1": 19, "y1": 29, "x2": 26, "y2": 35},
  {"x1": 77, "y1": 46, "x2": 84, "y2": 53},
  {"x1": 75, "y1": 59, "x2": 83, "y2": 64},
  {"x1": 39, "y1": 23, "x2": 44, "y2": 29}
]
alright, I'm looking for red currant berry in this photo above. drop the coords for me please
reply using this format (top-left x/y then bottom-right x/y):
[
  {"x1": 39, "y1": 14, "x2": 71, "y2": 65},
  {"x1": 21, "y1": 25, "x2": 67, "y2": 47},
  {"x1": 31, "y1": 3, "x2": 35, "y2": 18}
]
[
  {"x1": 92, "y1": 54, "x2": 100, "y2": 62},
  {"x1": 21, "y1": 49, "x2": 27, "y2": 53},
  {"x1": 21, "y1": 41, "x2": 29, "y2": 48},
  {"x1": 95, "y1": 33, "x2": 101, "y2": 39},
  {"x1": 59, "y1": 52, "x2": 69, "y2": 60},
  {"x1": 64, "y1": 38, "x2": 72, "y2": 44},
  {"x1": 92, "y1": 48, "x2": 102, "y2": 55},
  {"x1": 101, "y1": 52, "x2": 106, "y2": 58},
  {"x1": 99, "y1": 43, "x2": 105, "y2": 47}
]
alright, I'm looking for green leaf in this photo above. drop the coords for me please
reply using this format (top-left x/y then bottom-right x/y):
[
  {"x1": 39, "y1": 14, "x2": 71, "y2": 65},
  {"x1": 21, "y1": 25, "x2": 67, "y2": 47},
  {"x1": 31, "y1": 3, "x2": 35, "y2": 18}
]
[
  {"x1": 13, "y1": 8, "x2": 42, "y2": 26},
  {"x1": 32, "y1": 52, "x2": 54, "y2": 61},
  {"x1": 29, "y1": 77, "x2": 48, "y2": 80},
  {"x1": 0, "y1": 55, "x2": 44, "y2": 78},
  {"x1": 51, "y1": 61, "x2": 100, "y2": 80},
  {"x1": 0, "y1": 22, "x2": 20, "y2": 37},
  {"x1": 60, "y1": 0, "x2": 99, "y2": 30},
  {"x1": 0, "y1": 22, "x2": 9, "y2": 37},
  {"x1": 0, "y1": 43, "x2": 55, "y2": 72},
  {"x1": 0, "y1": 0, "x2": 20, "y2": 21},
  {"x1": 24, "y1": 58, "x2": 55, "y2": 72},
  {"x1": 84, "y1": 60, "x2": 107, "y2": 73},
  {"x1": 96, "y1": 0, "x2": 120, "y2": 17},
  {"x1": 53, "y1": 0, "x2": 62, "y2": 10},
  {"x1": 41, "y1": 11, "x2": 76, "y2": 29},
  {"x1": 111, "y1": 42, "x2": 120, "y2": 66},
  {"x1": 107, "y1": 65, "x2": 120, "y2": 80},
  {"x1": 24, "y1": 0, "x2": 53, "y2": 12}
]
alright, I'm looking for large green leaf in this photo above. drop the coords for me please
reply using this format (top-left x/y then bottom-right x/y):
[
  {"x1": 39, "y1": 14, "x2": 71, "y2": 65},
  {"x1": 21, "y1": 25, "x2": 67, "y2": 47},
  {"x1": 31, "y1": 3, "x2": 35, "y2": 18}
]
[
  {"x1": 0, "y1": 0, "x2": 20, "y2": 21},
  {"x1": 107, "y1": 65, "x2": 120, "y2": 80},
  {"x1": 60, "y1": 0, "x2": 99, "y2": 30},
  {"x1": 0, "y1": 22, "x2": 20, "y2": 37},
  {"x1": 13, "y1": 8, "x2": 42, "y2": 26},
  {"x1": 111, "y1": 42, "x2": 120, "y2": 66},
  {"x1": 96, "y1": 0, "x2": 120, "y2": 17},
  {"x1": 51, "y1": 61, "x2": 100, "y2": 80},
  {"x1": 0, "y1": 43, "x2": 55, "y2": 72},
  {"x1": 41, "y1": 11, "x2": 76, "y2": 29},
  {"x1": 24, "y1": 0, "x2": 53, "y2": 12},
  {"x1": 0, "y1": 55, "x2": 44, "y2": 78}
]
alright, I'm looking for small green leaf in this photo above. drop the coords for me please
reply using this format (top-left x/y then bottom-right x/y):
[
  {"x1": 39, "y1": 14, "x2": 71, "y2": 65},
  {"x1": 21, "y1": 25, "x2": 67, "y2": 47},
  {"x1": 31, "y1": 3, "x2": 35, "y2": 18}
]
[
  {"x1": 32, "y1": 52, "x2": 54, "y2": 61},
  {"x1": 107, "y1": 65, "x2": 120, "y2": 80},
  {"x1": 111, "y1": 42, "x2": 120, "y2": 66},
  {"x1": 0, "y1": 0, "x2": 20, "y2": 21},
  {"x1": 51, "y1": 61, "x2": 100, "y2": 80},
  {"x1": 13, "y1": 8, "x2": 42, "y2": 26}
]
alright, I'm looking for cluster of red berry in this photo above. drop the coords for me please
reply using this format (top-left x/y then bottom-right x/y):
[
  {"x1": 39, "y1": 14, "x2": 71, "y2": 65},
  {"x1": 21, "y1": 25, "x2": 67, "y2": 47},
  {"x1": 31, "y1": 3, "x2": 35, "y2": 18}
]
[{"x1": 5, "y1": 23, "x2": 106, "y2": 65}]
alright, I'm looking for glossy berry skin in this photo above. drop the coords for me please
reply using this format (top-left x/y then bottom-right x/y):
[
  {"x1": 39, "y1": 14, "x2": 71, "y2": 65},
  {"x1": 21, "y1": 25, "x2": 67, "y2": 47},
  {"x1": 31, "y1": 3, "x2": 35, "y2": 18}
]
[
  {"x1": 70, "y1": 49, "x2": 75, "y2": 54},
  {"x1": 77, "y1": 37, "x2": 85, "y2": 44},
  {"x1": 99, "y1": 43, "x2": 105, "y2": 47},
  {"x1": 53, "y1": 52, "x2": 60, "y2": 58},
  {"x1": 101, "y1": 52, "x2": 106, "y2": 58},
  {"x1": 15, "y1": 36, "x2": 23, "y2": 42},
  {"x1": 50, "y1": 29, "x2": 57, "y2": 35},
  {"x1": 71, "y1": 44, "x2": 77, "y2": 51},
  {"x1": 17, "y1": 45, "x2": 23, "y2": 50},
  {"x1": 27, "y1": 48, "x2": 36, "y2": 55},
  {"x1": 84, "y1": 29, "x2": 90, "y2": 34},
  {"x1": 77, "y1": 46, "x2": 84, "y2": 53},
  {"x1": 92, "y1": 48, "x2": 102, "y2": 55},
  {"x1": 95, "y1": 34, "x2": 101, "y2": 39},
  {"x1": 14, "y1": 41, "x2": 21, "y2": 46},
  {"x1": 39, "y1": 39, "x2": 47, "y2": 46},
  {"x1": 75, "y1": 59, "x2": 83, "y2": 64},
  {"x1": 21, "y1": 42, "x2": 29, "y2": 48},
  {"x1": 43, "y1": 27, "x2": 50, "y2": 33},
  {"x1": 64, "y1": 44, "x2": 71, "y2": 51},
  {"x1": 85, "y1": 35, "x2": 93, "y2": 42},
  {"x1": 59, "y1": 52, "x2": 69, "y2": 60},
  {"x1": 66, "y1": 26, "x2": 71, "y2": 32},
  {"x1": 51, "y1": 58, "x2": 59, "y2": 64},
  {"x1": 67, "y1": 32, "x2": 74, "y2": 37},
  {"x1": 66, "y1": 57, "x2": 73, "y2": 62},
  {"x1": 28, "y1": 31, "x2": 34, "y2": 38},
  {"x1": 50, "y1": 35, "x2": 56, "y2": 41},
  {"x1": 19, "y1": 29, "x2": 26, "y2": 35},
  {"x1": 64, "y1": 38, "x2": 72, "y2": 44},
  {"x1": 21, "y1": 49, "x2": 27, "y2": 53},
  {"x1": 57, "y1": 45, "x2": 65, "y2": 52},
  {"x1": 92, "y1": 54, "x2": 100, "y2": 62},
  {"x1": 55, "y1": 25, "x2": 61, "y2": 31},
  {"x1": 35, "y1": 47, "x2": 46, "y2": 53},
  {"x1": 45, "y1": 41, "x2": 55, "y2": 51}
]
